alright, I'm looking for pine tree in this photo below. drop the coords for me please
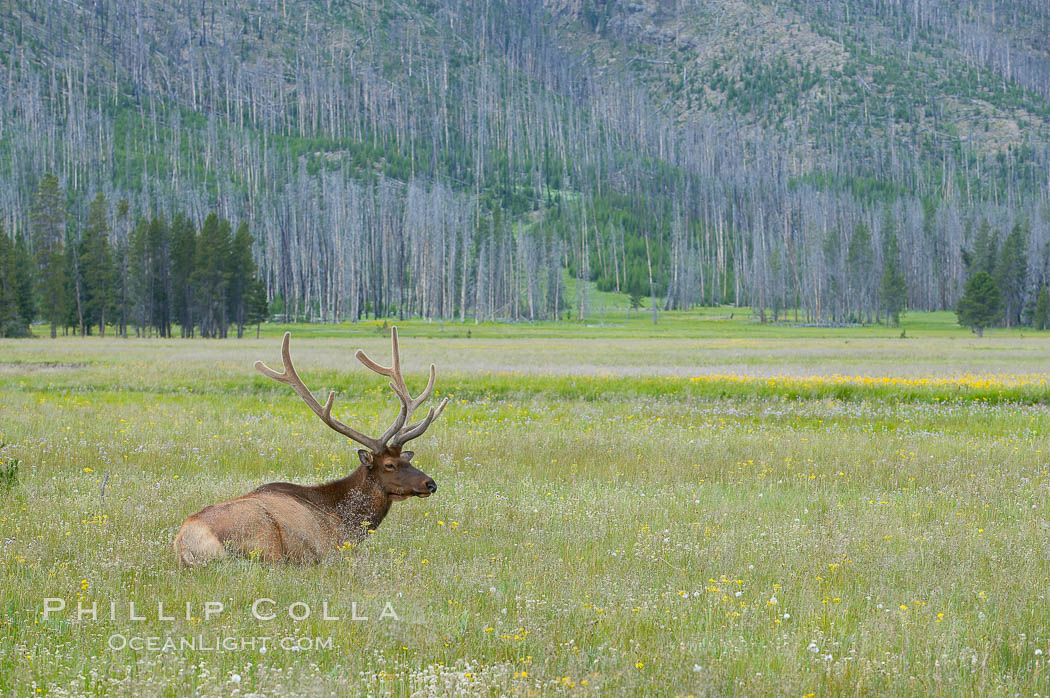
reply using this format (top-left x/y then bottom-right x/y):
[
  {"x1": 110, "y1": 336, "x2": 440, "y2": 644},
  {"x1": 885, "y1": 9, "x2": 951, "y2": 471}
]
[
  {"x1": 128, "y1": 216, "x2": 172, "y2": 337},
  {"x1": 12, "y1": 232, "x2": 36, "y2": 332},
  {"x1": 193, "y1": 213, "x2": 232, "y2": 338},
  {"x1": 80, "y1": 193, "x2": 115, "y2": 336},
  {"x1": 995, "y1": 221, "x2": 1028, "y2": 327},
  {"x1": 963, "y1": 219, "x2": 999, "y2": 276},
  {"x1": 0, "y1": 227, "x2": 28, "y2": 337},
  {"x1": 227, "y1": 221, "x2": 255, "y2": 338},
  {"x1": 628, "y1": 290, "x2": 643, "y2": 314},
  {"x1": 30, "y1": 174, "x2": 67, "y2": 338},
  {"x1": 1033, "y1": 286, "x2": 1049, "y2": 330},
  {"x1": 114, "y1": 199, "x2": 131, "y2": 337},
  {"x1": 68, "y1": 232, "x2": 85, "y2": 336},
  {"x1": 151, "y1": 218, "x2": 172, "y2": 337},
  {"x1": 129, "y1": 218, "x2": 151, "y2": 337},
  {"x1": 170, "y1": 214, "x2": 197, "y2": 337},
  {"x1": 956, "y1": 271, "x2": 1001, "y2": 337},
  {"x1": 244, "y1": 278, "x2": 269, "y2": 338}
]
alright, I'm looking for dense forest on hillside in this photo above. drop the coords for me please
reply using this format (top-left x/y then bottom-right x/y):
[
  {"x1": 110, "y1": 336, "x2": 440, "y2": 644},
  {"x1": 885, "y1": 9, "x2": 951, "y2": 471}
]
[{"x1": 1, "y1": 0, "x2": 1050, "y2": 333}]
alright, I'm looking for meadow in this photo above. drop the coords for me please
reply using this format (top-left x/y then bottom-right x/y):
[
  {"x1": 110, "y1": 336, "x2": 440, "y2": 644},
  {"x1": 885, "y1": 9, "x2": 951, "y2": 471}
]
[{"x1": 2, "y1": 310, "x2": 1050, "y2": 695}]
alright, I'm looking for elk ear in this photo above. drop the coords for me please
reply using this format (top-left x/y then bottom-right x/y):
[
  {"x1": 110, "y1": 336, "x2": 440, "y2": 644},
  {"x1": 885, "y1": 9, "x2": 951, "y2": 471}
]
[
  {"x1": 401, "y1": 451, "x2": 414, "y2": 462},
  {"x1": 358, "y1": 449, "x2": 374, "y2": 468}
]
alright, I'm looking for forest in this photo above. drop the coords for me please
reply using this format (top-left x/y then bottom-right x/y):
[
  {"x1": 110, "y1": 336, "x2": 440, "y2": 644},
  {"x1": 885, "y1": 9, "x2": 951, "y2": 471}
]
[
  {"x1": 1, "y1": 0, "x2": 1050, "y2": 334},
  {"x1": 0, "y1": 175, "x2": 265, "y2": 338}
]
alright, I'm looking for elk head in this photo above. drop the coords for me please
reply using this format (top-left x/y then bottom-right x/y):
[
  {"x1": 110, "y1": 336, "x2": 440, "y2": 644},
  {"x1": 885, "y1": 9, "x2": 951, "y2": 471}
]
[
  {"x1": 358, "y1": 446, "x2": 437, "y2": 501},
  {"x1": 254, "y1": 328, "x2": 448, "y2": 498}
]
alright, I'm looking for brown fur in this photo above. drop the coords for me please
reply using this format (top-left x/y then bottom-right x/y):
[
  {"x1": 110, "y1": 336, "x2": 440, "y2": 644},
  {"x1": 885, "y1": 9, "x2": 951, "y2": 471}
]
[{"x1": 174, "y1": 447, "x2": 434, "y2": 566}]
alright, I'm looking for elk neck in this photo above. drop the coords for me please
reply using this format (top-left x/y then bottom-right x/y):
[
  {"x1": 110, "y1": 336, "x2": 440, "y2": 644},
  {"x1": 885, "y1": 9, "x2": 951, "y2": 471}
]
[{"x1": 313, "y1": 465, "x2": 393, "y2": 536}]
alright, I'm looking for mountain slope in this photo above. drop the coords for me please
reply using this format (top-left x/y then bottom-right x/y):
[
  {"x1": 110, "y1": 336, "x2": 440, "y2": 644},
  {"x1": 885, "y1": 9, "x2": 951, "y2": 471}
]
[{"x1": 1, "y1": 0, "x2": 1049, "y2": 325}]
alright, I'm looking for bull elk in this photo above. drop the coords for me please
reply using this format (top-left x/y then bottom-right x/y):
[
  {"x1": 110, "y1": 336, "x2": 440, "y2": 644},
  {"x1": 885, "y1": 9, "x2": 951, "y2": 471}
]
[{"x1": 174, "y1": 328, "x2": 448, "y2": 566}]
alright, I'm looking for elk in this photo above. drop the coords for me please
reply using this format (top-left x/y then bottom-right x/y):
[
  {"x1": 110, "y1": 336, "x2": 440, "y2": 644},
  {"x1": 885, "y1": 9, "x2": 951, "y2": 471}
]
[{"x1": 174, "y1": 328, "x2": 448, "y2": 566}]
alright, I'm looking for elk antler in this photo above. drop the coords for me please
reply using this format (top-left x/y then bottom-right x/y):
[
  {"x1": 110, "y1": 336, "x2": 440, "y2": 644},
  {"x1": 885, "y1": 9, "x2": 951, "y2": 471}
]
[
  {"x1": 255, "y1": 333, "x2": 388, "y2": 453},
  {"x1": 255, "y1": 329, "x2": 448, "y2": 453},
  {"x1": 354, "y1": 327, "x2": 449, "y2": 448}
]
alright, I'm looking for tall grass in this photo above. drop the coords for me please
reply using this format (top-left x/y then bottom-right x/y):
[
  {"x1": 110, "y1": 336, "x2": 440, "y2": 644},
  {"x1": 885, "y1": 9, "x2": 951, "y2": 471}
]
[{"x1": 2, "y1": 333, "x2": 1050, "y2": 694}]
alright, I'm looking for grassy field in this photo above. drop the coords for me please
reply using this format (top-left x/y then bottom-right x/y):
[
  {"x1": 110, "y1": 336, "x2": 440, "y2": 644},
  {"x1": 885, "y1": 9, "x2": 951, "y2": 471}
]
[{"x1": 3, "y1": 312, "x2": 1050, "y2": 695}]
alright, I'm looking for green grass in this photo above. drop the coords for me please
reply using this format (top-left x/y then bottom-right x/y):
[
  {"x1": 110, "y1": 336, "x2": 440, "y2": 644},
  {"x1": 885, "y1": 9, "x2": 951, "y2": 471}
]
[
  {"x1": 2, "y1": 320, "x2": 1050, "y2": 694},
  {"x1": 233, "y1": 307, "x2": 1037, "y2": 339}
]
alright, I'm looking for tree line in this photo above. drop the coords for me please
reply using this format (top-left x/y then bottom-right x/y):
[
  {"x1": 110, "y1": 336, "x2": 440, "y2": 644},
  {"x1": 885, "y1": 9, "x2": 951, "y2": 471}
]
[
  {"x1": 0, "y1": 175, "x2": 266, "y2": 338},
  {"x1": 8, "y1": 170, "x2": 1050, "y2": 338}
]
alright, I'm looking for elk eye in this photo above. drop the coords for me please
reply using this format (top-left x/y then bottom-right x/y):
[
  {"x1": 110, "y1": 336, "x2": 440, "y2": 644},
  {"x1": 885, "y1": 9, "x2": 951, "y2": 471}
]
[{"x1": 383, "y1": 464, "x2": 396, "y2": 472}]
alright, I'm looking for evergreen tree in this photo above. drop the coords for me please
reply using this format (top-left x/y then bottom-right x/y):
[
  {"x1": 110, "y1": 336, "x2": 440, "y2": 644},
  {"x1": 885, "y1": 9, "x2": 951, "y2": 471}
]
[
  {"x1": 68, "y1": 231, "x2": 85, "y2": 335},
  {"x1": 12, "y1": 232, "x2": 36, "y2": 331},
  {"x1": 129, "y1": 218, "x2": 151, "y2": 337},
  {"x1": 128, "y1": 216, "x2": 172, "y2": 337},
  {"x1": 0, "y1": 226, "x2": 29, "y2": 337},
  {"x1": 30, "y1": 174, "x2": 67, "y2": 338},
  {"x1": 147, "y1": 217, "x2": 172, "y2": 337},
  {"x1": 80, "y1": 193, "x2": 114, "y2": 336},
  {"x1": 995, "y1": 221, "x2": 1028, "y2": 327},
  {"x1": 628, "y1": 290, "x2": 643, "y2": 314},
  {"x1": 227, "y1": 221, "x2": 255, "y2": 338},
  {"x1": 1033, "y1": 286, "x2": 1049, "y2": 330},
  {"x1": 193, "y1": 213, "x2": 232, "y2": 338},
  {"x1": 956, "y1": 271, "x2": 1001, "y2": 337},
  {"x1": 114, "y1": 199, "x2": 131, "y2": 337},
  {"x1": 0, "y1": 232, "x2": 15, "y2": 333},
  {"x1": 962, "y1": 219, "x2": 999, "y2": 276},
  {"x1": 170, "y1": 214, "x2": 197, "y2": 337},
  {"x1": 879, "y1": 228, "x2": 907, "y2": 326},
  {"x1": 244, "y1": 278, "x2": 269, "y2": 338}
]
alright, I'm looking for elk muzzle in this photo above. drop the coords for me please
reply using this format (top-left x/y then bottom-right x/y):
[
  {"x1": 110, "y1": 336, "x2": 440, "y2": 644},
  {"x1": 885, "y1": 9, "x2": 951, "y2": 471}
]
[{"x1": 411, "y1": 475, "x2": 437, "y2": 497}]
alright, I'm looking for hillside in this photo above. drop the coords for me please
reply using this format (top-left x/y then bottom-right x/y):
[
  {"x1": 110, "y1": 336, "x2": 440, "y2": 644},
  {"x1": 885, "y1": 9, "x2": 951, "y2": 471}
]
[{"x1": 1, "y1": 0, "x2": 1049, "y2": 327}]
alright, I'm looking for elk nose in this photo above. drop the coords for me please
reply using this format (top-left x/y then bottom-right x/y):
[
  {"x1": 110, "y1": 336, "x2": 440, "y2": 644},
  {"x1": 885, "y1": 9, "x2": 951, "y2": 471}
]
[{"x1": 425, "y1": 480, "x2": 437, "y2": 494}]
